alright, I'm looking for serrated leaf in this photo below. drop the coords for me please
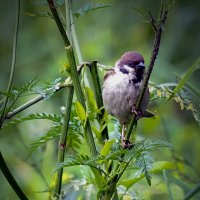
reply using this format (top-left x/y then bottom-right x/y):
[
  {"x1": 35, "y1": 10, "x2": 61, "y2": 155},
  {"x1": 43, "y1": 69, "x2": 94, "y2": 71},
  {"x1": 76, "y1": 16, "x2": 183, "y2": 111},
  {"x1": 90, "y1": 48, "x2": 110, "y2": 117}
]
[
  {"x1": 29, "y1": 125, "x2": 61, "y2": 154},
  {"x1": 54, "y1": 0, "x2": 64, "y2": 7},
  {"x1": 24, "y1": 11, "x2": 53, "y2": 19},
  {"x1": 135, "y1": 152, "x2": 153, "y2": 186},
  {"x1": 34, "y1": 77, "x2": 62, "y2": 100},
  {"x1": 73, "y1": 3, "x2": 110, "y2": 22},
  {"x1": 3, "y1": 113, "x2": 62, "y2": 128},
  {"x1": 100, "y1": 140, "x2": 115, "y2": 156},
  {"x1": 75, "y1": 101, "x2": 86, "y2": 122},
  {"x1": 131, "y1": 7, "x2": 149, "y2": 21}
]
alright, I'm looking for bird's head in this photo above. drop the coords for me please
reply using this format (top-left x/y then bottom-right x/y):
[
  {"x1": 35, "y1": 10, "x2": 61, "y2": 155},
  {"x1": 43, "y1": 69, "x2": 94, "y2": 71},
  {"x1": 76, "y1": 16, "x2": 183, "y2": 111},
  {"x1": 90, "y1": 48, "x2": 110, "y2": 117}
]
[{"x1": 116, "y1": 51, "x2": 145, "y2": 83}]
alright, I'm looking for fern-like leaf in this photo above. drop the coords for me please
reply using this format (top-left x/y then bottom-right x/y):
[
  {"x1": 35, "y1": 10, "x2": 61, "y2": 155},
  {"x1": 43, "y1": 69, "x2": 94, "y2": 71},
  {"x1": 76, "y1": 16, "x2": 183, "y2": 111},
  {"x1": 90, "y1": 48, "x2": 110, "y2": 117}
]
[
  {"x1": 33, "y1": 77, "x2": 61, "y2": 100},
  {"x1": 73, "y1": 3, "x2": 110, "y2": 23},
  {"x1": 135, "y1": 151, "x2": 154, "y2": 186},
  {"x1": 3, "y1": 113, "x2": 62, "y2": 128},
  {"x1": 29, "y1": 125, "x2": 61, "y2": 154}
]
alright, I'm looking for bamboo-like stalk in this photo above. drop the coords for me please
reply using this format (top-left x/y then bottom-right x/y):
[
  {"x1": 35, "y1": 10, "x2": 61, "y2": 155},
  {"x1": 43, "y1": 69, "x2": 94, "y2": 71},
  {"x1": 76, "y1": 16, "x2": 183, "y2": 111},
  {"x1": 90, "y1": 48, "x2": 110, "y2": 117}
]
[
  {"x1": 52, "y1": 86, "x2": 74, "y2": 198},
  {"x1": 47, "y1": 0, "x2": 101, "y2": 198},
  {"x1": 47, "y1": 0, "x2": 97, "y2": 156},
  {"x1": 88, "y1": 61, "x2": 108, "y2": 141}
]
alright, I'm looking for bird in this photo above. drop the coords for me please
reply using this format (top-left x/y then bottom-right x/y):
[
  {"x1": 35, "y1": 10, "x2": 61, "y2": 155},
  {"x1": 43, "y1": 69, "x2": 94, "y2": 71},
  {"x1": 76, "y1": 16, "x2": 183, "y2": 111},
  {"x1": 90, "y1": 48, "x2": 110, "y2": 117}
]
[{"x1": 102, "y1": 51, "x2": 150, "y2": 148}]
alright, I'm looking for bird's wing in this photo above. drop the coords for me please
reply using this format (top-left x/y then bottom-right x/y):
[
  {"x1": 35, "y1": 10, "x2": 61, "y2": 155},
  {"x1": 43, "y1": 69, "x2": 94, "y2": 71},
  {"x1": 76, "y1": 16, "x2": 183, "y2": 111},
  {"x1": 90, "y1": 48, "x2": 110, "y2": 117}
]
[{"x1": 104, "y1": 68, "x2": 115, "y2": 80}]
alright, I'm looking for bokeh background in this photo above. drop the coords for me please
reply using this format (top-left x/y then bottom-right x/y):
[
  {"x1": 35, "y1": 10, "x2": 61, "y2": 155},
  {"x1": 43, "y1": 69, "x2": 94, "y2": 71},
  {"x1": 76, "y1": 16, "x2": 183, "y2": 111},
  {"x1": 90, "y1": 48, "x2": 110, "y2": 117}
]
[{"x1": 0, "y1": 0, "x2": 200, "y2": 199}]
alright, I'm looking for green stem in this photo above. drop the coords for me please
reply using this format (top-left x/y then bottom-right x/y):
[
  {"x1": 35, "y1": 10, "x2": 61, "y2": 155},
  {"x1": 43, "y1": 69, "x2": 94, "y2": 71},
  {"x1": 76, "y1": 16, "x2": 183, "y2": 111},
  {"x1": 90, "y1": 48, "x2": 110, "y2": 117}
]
[
  {"x1": 89, "y1": 61, "x2": 103, "y2": 109},
  {"x1": 183, "y1": 182, "x2": 200, "y2": 200},
  {"x1": 0, "y1": 152, "x2": 28, "y2": 200},
  {"x1": 47, "y1": 0, "x2": 97, "y2": 156},
  {"x1": 88, "y1": 61, "x2": 108, "y2": 141},
  {"x1": 0, "y1": 1, "x2": 28, "y2": 199},
  {"x1": 52, "y1": 86, "x2": 74, "y2": 198},
  {"x1": 0, "y1": 0, "x2": 20, "y2": 128},
  {"x1": 5, "y1": 83, "x2": 70, "y2": 120}
]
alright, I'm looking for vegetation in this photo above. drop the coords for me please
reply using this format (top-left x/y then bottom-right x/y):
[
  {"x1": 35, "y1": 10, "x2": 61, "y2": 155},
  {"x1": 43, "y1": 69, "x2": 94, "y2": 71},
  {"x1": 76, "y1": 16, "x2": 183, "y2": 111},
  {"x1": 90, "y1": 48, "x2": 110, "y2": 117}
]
[{"x1": 0, "y1": 0, "x2": 200, "y2": 199}]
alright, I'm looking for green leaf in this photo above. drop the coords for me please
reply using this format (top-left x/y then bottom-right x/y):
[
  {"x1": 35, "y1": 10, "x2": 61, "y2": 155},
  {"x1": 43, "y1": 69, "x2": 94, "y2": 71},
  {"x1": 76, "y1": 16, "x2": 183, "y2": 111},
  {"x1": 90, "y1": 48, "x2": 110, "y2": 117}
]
[
  {"x1": 119, "y1": 161, "x2": 176, "y2": 189},
  {"x1": 75, "y1": 101, "x2": 86, "y2": 122},
  {"x1": 24, "y1": 11, "x2": 53, "y2": 19},
  {"x1": 151, "y1": 161, "x2": 176, "y2": 173},
  {"x1": 3, "y1": 113, "x2": 62, "y2": 128},
  {"x1": 135, "y1": 151, "x2": 153, "y2": 186},
  {"x1": 169, "y1": 56, "x2": 200, "y2": 100},
  {"x1": 85, "y1": 87, "x2": 98, "y2": 113},
  {"x1": 100, "y1": 140, "x2": 115, "y2": 156},
  {"x1": 73, "y1": 3, "x2": 110, "y2": 22},
  {"x1": 29, "y1": 125, "x2": 61, "y2": 154},
  {"x1": 131, "y1": 7, "x2": 149, "y2": 22}
]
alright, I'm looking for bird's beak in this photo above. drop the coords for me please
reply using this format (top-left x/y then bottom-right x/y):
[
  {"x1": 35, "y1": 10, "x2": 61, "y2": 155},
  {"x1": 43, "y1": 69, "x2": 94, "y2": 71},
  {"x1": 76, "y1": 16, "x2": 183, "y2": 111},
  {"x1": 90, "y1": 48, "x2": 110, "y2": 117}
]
[{"x1": 136, "y1": 62, "x2": 145, "y2": 70}]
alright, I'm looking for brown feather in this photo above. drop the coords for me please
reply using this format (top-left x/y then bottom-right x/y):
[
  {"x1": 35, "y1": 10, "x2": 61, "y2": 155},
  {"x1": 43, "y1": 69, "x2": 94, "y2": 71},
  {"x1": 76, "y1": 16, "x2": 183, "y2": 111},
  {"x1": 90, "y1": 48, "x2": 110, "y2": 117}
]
[{"x1": 104, "y1": 69, "x2": 115, "y2": 80}]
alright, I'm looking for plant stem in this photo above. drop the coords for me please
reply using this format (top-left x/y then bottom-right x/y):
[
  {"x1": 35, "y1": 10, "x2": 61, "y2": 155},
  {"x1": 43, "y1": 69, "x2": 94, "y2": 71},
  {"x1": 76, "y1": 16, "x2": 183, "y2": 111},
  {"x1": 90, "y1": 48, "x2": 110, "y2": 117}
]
[
  {"x1": 88, "y1": 61, "x2": 109, "y2": 141},
  {"x1": 183, "y1": 182, "x2": 200, "y2": 200},
  {"x1": 5, "y1": 83, "x2": 70, "y2": 120},
  {"x1": 0, "y1": 1, "x2": 28, "y2": 199},
  {"x1": 53, "y1": 86, "x2": 74, "y2": 198},
  {"x1": 0, "y1": 152, "x2": 28, "y2": 200},
  {"x1": 0, "y1": 0, "x2": 20, "y2": 128},
  {"x1": 126, "y1": 5, "x2": 169, "y2": 141},
  {"x1": 47, "y1": 0, "x2": 97, "y2": 156}
]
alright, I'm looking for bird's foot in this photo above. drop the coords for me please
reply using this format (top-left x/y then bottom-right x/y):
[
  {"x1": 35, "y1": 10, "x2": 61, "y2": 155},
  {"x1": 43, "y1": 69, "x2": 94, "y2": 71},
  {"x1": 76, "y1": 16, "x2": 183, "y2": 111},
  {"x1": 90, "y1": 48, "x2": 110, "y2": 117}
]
[
  {"x1": 131, "y1": 105, "x2": 143, "y2": 119},
  {"x1": 121, "y1": 137, "x2": 134, "y2": 149}
]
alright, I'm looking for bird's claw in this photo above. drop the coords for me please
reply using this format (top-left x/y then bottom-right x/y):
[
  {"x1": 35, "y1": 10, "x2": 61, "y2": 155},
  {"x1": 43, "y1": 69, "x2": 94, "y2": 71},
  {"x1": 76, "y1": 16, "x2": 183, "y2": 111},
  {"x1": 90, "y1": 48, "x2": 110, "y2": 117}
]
[
  {"x1": 121, "y1": 137, "x2": 134, "y2": 149},
  {"x1": 131, "y1": 105, "x2": 143, "y2": 119}
]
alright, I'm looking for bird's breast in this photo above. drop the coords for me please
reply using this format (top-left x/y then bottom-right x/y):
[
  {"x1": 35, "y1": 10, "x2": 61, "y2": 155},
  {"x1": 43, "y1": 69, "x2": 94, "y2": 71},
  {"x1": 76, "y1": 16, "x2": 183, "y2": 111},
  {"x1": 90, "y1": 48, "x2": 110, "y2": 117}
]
[{"x1": 102, "y1": 72, "x2": 141, "y2": 124}]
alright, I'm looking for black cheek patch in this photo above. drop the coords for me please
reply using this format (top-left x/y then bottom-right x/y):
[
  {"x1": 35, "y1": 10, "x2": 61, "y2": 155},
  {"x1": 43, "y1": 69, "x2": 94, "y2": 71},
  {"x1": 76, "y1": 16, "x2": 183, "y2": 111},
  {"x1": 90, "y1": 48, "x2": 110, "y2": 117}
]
[{"x1": 120, "y1": 68, "x2": 129, "y2": 74}]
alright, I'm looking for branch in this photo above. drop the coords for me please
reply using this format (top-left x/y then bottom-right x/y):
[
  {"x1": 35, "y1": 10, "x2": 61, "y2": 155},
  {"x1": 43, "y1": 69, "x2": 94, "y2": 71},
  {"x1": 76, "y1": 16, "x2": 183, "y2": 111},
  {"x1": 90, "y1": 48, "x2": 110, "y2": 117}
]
[
  {"x1": 0, "y1": 0, "x2": 20, "y2": 128},
  {"x1": 126, "y1": 2, "x2": 169, "y2": 141},
  {"x1": 0, "y1": 1, "x2": 28, "y2": 199},
  {"x1": 4, "y1": 62, "x2": 86, "y2": 121},
  {"x1": 47, "y1": 0, "x2": 97, "y2": 156},
  {"x1": 0, "y1": 152, "x2": 28, "y2": 200},
  {"x1": 5, "y1": 82, "x2": 70, "y2": 120},
  {"x1": 88, "y1": 61, "x2": 109, "y2": 141},
  {"x1": 53, "y1": 86, "x2": 74, "y2": 197},
  {"x1": 183, "y1": 182, "x2": 200, "y2": 200}
]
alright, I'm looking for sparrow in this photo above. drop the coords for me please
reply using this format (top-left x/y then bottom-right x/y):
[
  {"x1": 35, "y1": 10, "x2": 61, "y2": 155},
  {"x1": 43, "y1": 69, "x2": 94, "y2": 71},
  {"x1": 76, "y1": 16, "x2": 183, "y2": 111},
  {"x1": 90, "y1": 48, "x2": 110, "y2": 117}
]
[{"x1": 102, "y1": 51, "x2": 150, "y2": 148}]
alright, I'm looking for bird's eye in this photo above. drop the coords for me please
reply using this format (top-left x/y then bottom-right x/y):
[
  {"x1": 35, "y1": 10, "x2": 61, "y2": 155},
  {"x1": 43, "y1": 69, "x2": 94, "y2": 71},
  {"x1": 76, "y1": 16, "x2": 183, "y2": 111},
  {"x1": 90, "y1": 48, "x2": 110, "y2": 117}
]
[
  {"x1": 133, "y1": 61, "x2": 140, "y2": 66},
  {"x1": 128, "y1": 62, "x2": 133, "y2": 67}
]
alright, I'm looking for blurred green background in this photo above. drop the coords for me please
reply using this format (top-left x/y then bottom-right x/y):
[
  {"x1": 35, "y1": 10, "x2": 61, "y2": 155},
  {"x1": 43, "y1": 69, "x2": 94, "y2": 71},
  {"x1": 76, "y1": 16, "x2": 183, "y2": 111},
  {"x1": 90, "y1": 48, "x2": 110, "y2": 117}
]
[{"x1": 0, "y1": 0, "x2": 200, "y2": 199}]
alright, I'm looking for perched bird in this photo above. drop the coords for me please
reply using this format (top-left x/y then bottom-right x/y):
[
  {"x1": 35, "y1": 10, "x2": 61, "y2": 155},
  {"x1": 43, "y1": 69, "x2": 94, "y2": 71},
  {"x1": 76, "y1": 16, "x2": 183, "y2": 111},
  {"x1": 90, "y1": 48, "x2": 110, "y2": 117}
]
[{"x1": 102, "y1": 51, "x2": 150, "y2": 148}]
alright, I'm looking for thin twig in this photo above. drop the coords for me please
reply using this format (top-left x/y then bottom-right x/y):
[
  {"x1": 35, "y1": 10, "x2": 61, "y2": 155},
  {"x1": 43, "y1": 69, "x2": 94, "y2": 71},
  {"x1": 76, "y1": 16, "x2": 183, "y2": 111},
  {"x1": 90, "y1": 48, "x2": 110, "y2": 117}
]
[
  {"x1": 0, "y1": 1, "x2": 29, "y2": 199},
  {"x1": 126, "y1": 3, "x2": 169, "y2": 141},
  {"x1": 0, "y1": 152, "x2": 29, "y2": 200},
  {"x1": 183, "y1": 182, "x2": 200, "y2": 200},
  {"x1": 5, "y1": 83, "x2": 70, "y2": 120},
  {"x1": 0, "y1": 0, "x2": 20, "y2": 128}
]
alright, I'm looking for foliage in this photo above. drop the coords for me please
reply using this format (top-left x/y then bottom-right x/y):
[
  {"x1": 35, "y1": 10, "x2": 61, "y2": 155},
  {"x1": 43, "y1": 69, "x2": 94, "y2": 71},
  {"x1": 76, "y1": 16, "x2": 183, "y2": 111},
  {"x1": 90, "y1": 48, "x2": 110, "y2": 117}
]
[{"x1": 0, "y1": 0, "x2": 200, "y2": 200}]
